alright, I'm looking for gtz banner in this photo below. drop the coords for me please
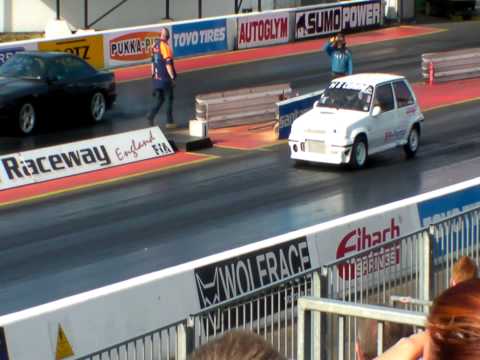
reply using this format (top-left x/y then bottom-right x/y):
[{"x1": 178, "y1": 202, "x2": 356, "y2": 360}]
[{"x1": 172, "y1": 19, "x2": 227, "y2": 58}]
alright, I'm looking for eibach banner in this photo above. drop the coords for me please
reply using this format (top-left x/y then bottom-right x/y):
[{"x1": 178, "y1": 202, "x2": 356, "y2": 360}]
[
  {"x1": 237, "y1": 12, "x2": 290, "y2": 49},
  {"x1": 103, "y1": 26, "x2": 172, "y2": 67}
]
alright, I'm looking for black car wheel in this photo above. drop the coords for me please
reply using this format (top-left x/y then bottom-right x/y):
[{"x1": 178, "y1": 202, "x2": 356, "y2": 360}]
[
  {"x1": 89, "y1": 92, "x2": 106, "y2": 123},
  {"x1": 349, "y1": 135, "x2": 368, "y2": 169},
  {"x1": 18, "y1": 102, "x2": 36, "y2": 135},
  {"x1": 404, "y1": 126, "x2": 420, "y2": 159}
]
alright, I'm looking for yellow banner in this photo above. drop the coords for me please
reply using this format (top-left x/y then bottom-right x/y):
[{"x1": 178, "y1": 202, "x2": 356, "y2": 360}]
[{"x1": 39, "y1": 35, "x2": 104, "y2": 69}]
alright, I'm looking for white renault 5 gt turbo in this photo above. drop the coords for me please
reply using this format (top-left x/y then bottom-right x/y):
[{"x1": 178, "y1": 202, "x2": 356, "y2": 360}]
[{"x1": 288, "y1": 73, "x2": 424, "y2": 169}]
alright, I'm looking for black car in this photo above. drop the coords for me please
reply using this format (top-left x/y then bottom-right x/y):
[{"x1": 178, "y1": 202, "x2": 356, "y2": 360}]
[{"x1": 0, "y1": 51, "x2": 116, "y2": 135}]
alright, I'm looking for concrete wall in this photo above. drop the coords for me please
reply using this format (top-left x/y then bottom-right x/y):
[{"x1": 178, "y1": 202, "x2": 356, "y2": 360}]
[{"x1": 2, "y1": 0, "x2": 305, "y2": 32}]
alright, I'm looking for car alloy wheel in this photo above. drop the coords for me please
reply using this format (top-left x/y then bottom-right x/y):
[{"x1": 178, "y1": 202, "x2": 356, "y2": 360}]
[
  {"x1": 350, "y1": 136, "x2": 368, "y2": 169},
  {"x1": 18, "y1": 102, "x2": 36, "y2": 135},
  {"x1": 90, "y1": 92, "x2": 106, "y2": 122},
  {"x1": 404, "y1": 127, "x2": 419, "y2": 158}
]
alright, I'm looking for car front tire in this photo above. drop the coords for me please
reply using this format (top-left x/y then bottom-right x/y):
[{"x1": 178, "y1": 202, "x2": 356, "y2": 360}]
[
  {"x1": 404, "y1": 126, "x2": 420, "y2": 159},
  {"x1": 350, "y1": 136, "x2": 368, "y2": 169},
  {"x1": 89, "y1": 92, "x2": 106, "y2": 123},
  {"x1": 17, "y1": 102, "x2": 37, "y2": 135}
]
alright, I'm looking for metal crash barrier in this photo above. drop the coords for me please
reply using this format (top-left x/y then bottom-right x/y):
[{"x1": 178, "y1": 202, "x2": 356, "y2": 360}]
[
  {"x1": 75, "y1": 205, "x2": 479, "y2": 359},
  {"x1": 195, "y1": 83, "x2": 292, "y2": 129},
  {"x1": 422, "y1": 48, "x2": 480, "y2": 84}
]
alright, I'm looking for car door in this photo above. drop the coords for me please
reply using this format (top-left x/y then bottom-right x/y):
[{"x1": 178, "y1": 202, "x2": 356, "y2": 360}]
[
  {"x1": 369, "y1": 83, "x2": 398, "y2": 153},
  {"x1": 392, "y1": 80, "x2": 416, "y2": 144},
  {"x1": 45, "y1": 57, "x2": 74, "y2": 115},
  {"x1": 61, "y1": 55, "x2": 97, "y2": 107}
]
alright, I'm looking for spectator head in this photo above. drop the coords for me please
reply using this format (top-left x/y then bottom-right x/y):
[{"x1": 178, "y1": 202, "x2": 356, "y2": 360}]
[
  {"x1": 425, "y1": 278, "x2": 480, "y2": 359},
  {"x1": 451, "y1": 256, "x2": 478, "y2": 287},
  {"x1": 335, "y1": 33, "x2": 346, "y2": 47},
  {"x1": 189, "y1": 330, "x2": 285, "y2": 360},
  {"x1": 160, "y1": 27, "x2": 170, "y2": 41}
]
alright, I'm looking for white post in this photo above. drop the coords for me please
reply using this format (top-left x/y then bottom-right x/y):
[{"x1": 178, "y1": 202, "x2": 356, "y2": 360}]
[{"x1": 0, "y1": 0, "x2": 4, "y2": 32}]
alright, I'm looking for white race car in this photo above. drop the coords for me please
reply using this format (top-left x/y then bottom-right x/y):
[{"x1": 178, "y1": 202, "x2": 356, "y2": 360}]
[{"x1": 288, "y1": 73, "x2": 424, "y2": 169}]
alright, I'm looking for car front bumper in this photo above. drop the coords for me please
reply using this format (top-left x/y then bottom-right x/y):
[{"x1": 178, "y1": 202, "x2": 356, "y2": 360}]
[{"x1": 289, "y1": 139, "x2": 352, "y2": 164}]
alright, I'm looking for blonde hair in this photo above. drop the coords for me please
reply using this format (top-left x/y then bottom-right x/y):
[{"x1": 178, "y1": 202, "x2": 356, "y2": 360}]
[{"x1": 451, "y1": 256, "x2": 478, "y2": 285}]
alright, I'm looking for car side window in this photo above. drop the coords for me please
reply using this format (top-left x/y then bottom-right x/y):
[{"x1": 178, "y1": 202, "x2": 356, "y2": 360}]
[
  {"x1": 373, "y1": 84, "x2": 395, "y2": 112},
  {"x1": 61, "y1": 56, "x2": 95, "y2": 80},
  {"x1": 393, "y1": 81, "x2": 415, "y2": 108}
]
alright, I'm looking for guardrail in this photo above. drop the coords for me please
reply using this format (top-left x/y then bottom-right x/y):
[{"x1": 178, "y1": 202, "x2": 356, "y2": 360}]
[
  {"x1": 297, "y1": 297, "x2": 426, "y2": 360},
  {"x1": 422, "y1": 48, "x2": 480, "y2": 84},
  {"x1": 195, "y1": 83, "x2": 292, "y2": 129}
]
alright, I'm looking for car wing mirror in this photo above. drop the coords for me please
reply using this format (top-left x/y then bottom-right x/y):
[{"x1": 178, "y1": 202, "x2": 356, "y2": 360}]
[{"x1": 372, "y1": 105, "x2": 382, "y2": 117}]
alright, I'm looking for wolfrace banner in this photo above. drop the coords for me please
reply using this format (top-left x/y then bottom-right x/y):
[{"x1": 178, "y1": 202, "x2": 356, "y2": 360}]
[
  {"x1": 295, "y1": 0, "x2": 382, "y2": 40},
  {"x1": 194, "y1": 236, "x2": 311, "y2": 333}
]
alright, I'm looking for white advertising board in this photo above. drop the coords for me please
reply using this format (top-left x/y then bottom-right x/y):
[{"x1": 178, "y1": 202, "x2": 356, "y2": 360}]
[
  {"x1": 237, "y1": 12, "x2": 290, "y2": 49},
  {"x1": 102, "y1": 25, "x2": 172, "y2": 68},
  {"x1": 0, "y1": 127, "x2": 174, "y2": 190}
]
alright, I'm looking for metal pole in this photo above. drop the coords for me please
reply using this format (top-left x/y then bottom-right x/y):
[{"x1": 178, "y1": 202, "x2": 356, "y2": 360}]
[
  {"x1": 165, "y1": 0, "x2": 171, "y2": 19},
  {"x1": 198, "y1": 0, "x2": 202, "y2": 18},
  {"x1": 56, "y1": 0, "x2": 60, "y2": 20},
  {"x1": 84, "y1": 0, "x2": 88, "y2": 29},
  {"x1": 258, "y1": 0, "x2": 262, "y2": 11}
]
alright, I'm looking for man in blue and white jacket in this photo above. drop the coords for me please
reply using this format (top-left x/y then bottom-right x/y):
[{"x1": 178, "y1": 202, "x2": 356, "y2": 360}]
[{"x1": 324, "y1": 33, "x2": 353, "y2": 79}]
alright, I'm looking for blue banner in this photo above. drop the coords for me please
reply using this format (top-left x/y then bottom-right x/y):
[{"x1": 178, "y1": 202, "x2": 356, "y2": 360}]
[
  {"x1": 277, "y1": 91, "x2": 323, "y2": 139},
  {"x1": 418, "y1": 185, "x2": 480, "y2": 257},
  {"x1": 172, "y1": 19, "x2": 227, "y2": 58},
  {"x1": 0, "y1": 47, "x2": 25, "y2": 65}
]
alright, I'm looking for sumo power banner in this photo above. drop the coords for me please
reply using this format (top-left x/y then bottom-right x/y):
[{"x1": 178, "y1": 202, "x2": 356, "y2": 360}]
[
  {"x1": 237, "y1": 12, "x2": 289, "y2": 49},
  {"x1": 0, "y1": 127, "x2": 173, "y2": 190},
  {"x1": 103, "y1": 25, "x2": 172, "y2": 68},
  {"x1": 276, "y1": 90, "x2": 324, "y2": 139},
  {"x1": 295, "y1": 0, "x2": 382, "y2": 40},
  {"x1": 172, "y1": 19, "x2": 227, "y2": 57}
]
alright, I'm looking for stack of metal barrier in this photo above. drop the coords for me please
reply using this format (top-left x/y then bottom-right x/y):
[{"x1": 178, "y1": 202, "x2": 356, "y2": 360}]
[
  {"x1": 422, "y1": 48, "x2": 480, "y2": 83},
  {"x1": 195, "y1": 83, "x2": 292, "y2": 128}
]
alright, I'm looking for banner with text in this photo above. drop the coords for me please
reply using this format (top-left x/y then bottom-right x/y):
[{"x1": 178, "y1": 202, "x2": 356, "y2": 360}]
[
  {"x1": 295, "y1": 0, "x2": 382, "y2": 40},
  {"x1": 276, "y1": 90, "x2": 323, "y2": 139},
  {"x1": 103, "y1": 26, "x2": 172, "y2": 68},
  {"x1": 0, "y1": 42, "x2": 38, "y2": 65},
  {"x1": 0, "y1": 127, "x2": 173, "y2": 191},
  {"x1": 172, "y1": 19, "x2": 227, "y2": 58},
  {"x1": 38, "y1": 35, "x2": 105, "y2": 69},
  {"x1": 237, "y1": 12, "x2": 290, "y2": 49}
]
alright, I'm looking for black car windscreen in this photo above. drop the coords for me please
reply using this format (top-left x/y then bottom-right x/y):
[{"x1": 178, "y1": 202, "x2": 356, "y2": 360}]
[{"x1": 0, "y1": 54, "x2": 46, "y2": 80}]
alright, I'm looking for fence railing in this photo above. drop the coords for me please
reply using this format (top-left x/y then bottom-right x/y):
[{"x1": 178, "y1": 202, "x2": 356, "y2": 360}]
[
  {"x1": 77, "y1": 206, "x2": 480, "y2": 359},
  {"x1": 422, "y1": 48, "x2": 480, "y2": 84},
  {"x1": 297, "y1": 297, "x2": 426, "y2": 360},
  {"x1": 77, "y1": 320, "x2": 191, "y2": 360}
]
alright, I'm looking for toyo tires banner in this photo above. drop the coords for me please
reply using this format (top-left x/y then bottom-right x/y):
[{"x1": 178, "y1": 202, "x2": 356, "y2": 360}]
[
  {"x1": 172, "y1": 19, "x2": 227, "y2": 58},
  {"x1": 295, "y1": 0, "x2": 382, "y2": 40},
  {"x1": 237, "y1": 12, "x2": 290, "y2": 49}
]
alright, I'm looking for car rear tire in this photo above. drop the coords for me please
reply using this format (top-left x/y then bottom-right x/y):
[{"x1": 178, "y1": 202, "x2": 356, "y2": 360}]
[
  {"x1": 89, "y1": 92, "x2": 106, "y2": 123},
  {"x1": 404, "y1": 126, "x2": 420, "y2": 159},
  {"x1": 17, "y1": 102, "x2": 36, "y2": 135},
  {"x1": 350, "y1": 136, "x2": 368, "y2": 169}
]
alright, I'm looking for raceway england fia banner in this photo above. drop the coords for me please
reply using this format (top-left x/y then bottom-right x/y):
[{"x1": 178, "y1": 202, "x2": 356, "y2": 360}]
[
  {"x1": 0, "y1": 127, "x2": 174, "y2": 190},
  {"x1": 172, "y1": 19, "x2": 227, "y2": 58},
  {"x1": 295, "y1": 0, "x2": 382, "y2": 40},
  {"x1": 237, "y1": 12, "x2": 290, "y2": 49}
]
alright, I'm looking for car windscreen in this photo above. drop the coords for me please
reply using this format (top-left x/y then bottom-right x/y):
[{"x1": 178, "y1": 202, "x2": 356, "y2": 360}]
[
  {"x1": 317, "y1": 86, "x2": 373, "y2": 112},
  {"x1": 0, "y1": 54, "x2": 46, "y2": 80}
]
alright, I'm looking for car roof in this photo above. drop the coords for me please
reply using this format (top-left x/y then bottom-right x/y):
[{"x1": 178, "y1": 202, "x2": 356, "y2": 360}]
[
  {"x1": 333, "y1": 73, "x2": 405, "y2": 86},
  {"x1": 17, "y1": 51, "x2": 71, "y2": 59}
]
